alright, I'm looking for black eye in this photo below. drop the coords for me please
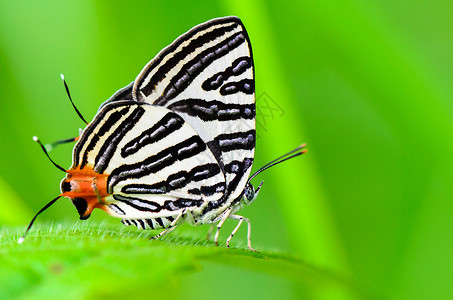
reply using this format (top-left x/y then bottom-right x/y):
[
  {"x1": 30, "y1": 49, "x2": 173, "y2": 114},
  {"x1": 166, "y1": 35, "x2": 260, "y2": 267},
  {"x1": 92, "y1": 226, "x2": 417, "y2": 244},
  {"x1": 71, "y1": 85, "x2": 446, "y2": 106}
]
[
  {"x1": 61, "y1": 181, "x2": 71, "y2": 193},
  {"x1": 245, "y1": 184, "x2": 254, "y2": 201}
]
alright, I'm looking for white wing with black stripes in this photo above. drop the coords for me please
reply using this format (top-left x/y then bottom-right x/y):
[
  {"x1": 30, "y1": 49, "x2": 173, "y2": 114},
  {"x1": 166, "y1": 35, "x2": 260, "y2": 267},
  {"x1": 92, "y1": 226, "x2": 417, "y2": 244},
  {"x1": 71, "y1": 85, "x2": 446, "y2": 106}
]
[
  {"x1": 72, "y1": 100, "x2": 226, "y2": 223},
  {"x1": 132, "y1": 16, "x2": 255, "y2": 206}
]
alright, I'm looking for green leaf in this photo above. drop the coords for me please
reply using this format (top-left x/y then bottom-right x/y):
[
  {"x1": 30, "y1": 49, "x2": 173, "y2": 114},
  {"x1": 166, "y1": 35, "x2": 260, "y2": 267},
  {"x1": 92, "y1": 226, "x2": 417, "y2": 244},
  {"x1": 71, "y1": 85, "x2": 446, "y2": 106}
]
[{"x1": 1, "y1": 222, "x2": 377, "y2": 300}]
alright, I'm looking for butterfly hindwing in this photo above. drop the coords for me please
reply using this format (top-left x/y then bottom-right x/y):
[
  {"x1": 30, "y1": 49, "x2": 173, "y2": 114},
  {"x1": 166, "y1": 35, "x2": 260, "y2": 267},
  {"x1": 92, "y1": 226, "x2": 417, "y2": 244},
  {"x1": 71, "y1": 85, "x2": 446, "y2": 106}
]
[
  {"x1": 72, "y1": 100, "x2": 226, "y2": 220},
  {"x1": 132, "y1": 16, "x2": 255, "y2": 204}
]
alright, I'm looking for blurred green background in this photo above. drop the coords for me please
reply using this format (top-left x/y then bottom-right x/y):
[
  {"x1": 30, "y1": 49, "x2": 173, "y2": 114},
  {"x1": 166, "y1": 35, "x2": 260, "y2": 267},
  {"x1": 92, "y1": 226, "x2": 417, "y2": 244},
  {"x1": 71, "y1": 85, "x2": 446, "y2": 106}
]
[{"x1": 1, "y1": 0, "x2": 453, "y2": 299}]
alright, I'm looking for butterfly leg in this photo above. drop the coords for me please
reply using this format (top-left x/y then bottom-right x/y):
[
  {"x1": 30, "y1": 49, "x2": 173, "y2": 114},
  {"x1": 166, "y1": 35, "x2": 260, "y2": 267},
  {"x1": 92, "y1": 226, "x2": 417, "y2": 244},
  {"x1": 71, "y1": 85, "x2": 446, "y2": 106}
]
[
  {"x1": 206, "y1": 224, "x2": 215, "y2": 240},
  {"x1": 150, "y1": 208, "x2": 186, "y2": 240},
  {"x1": 227, "y1": 215, "x2": 256, "y2": 251},
  {"x1": 214, "y1": 208, "x2": 232, "y2": 246}
]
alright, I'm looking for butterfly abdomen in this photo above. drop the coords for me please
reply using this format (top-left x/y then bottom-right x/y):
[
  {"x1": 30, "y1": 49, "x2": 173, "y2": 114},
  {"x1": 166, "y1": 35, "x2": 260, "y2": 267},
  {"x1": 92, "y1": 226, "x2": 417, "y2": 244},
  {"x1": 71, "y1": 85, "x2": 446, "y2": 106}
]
[{"x1": 122, "y1": 216, "x2": 175, "y2": 230}]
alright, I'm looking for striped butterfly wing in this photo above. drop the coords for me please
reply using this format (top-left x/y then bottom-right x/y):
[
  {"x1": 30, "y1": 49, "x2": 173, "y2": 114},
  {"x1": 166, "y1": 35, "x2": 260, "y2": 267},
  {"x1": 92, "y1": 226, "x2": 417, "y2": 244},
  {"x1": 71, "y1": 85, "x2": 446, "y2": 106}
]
[
  {"x1": 72, "y1": 100, "x2": 226, "y2": 222},
  {"x1": 132, "y1": 16, "x2": 255, "y2": 205}
]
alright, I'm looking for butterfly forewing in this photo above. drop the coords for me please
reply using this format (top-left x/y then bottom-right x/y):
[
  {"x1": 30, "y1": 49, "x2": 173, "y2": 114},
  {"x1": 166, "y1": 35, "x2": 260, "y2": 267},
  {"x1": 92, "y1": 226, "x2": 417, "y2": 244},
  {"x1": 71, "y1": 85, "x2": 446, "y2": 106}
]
[
  {"x1": 73, "y1": 100, "x2": 226, "y2": 219},
  {"x1": 133, "y1": 16, "x2": 255, "y2": 205},
  {"x1": 72, "y1": 17, "x2": 256, "y2": 228}
]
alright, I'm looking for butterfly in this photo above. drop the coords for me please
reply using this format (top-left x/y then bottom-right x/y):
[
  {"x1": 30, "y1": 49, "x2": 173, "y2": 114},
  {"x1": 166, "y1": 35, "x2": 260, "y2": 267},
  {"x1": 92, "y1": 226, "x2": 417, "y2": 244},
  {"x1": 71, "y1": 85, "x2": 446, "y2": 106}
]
[{"x1": 20, "y1": 16, "x2": 306, "y2": 250}]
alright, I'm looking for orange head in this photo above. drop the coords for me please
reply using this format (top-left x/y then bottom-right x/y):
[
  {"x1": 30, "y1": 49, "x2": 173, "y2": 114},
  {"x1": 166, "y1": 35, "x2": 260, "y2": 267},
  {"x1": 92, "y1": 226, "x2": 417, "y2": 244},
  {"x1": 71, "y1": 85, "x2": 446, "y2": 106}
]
[{"x1": 60, "y1": 166, "x2": 110, "y2": 220}]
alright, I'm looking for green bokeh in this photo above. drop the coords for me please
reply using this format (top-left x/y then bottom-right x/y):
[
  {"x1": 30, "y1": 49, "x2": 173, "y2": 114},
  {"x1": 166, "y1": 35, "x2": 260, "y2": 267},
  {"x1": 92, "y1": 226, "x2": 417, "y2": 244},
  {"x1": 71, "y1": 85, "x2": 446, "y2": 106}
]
[{"x1": 1, "y1": 0, "x2": 452, "y2": 299}]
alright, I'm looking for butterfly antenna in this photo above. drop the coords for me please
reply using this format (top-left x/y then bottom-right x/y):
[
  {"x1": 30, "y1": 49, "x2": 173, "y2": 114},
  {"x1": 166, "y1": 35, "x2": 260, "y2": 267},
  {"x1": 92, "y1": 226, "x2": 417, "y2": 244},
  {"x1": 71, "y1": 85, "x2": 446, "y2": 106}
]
[
  {"x1": 18, "y1": 195, "x2": 62, "y2": 244},
  {"x1": 33, "y1": 136, "x2": 67, "y2": 173},
  {"x1": 248, "y1": 143, "x2": 307, "y2": 183},
  {"x1": 44, "y1": 136, "x2": 80, "y2": 152},
  {"x1": 60, "y1": 74, "x2": 88, "y2": 124}
]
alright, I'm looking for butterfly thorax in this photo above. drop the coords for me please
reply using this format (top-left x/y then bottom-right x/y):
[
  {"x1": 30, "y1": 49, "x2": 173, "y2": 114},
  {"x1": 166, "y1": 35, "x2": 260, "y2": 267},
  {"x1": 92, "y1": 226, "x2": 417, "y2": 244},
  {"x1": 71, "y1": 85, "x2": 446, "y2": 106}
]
[{"x1": 60, "y1": 166, "x2": 110, "y2": 220}]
